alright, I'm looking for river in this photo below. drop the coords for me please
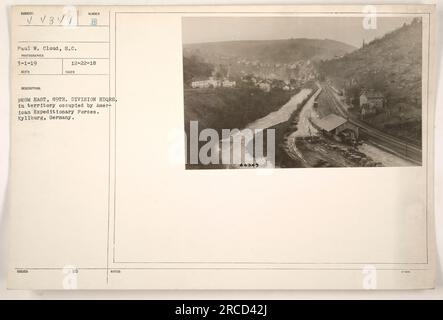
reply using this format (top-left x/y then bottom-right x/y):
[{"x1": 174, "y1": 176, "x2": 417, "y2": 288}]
[
  {"x1": 247, "y1": 88, "x2": 312, "y2": 130},
  {"x1": 216, "y1": 88, "x2": 313, "y2": 167}
]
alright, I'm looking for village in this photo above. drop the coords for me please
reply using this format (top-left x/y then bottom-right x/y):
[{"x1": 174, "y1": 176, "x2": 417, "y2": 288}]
[{"x1": 190, "y1": 58, "x2": 317, "y2": 92}]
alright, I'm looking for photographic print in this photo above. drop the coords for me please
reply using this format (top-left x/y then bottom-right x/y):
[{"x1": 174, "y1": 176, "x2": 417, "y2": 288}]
[{"x1": 182, "y1": 16, "x2": 423, "y2": 169}]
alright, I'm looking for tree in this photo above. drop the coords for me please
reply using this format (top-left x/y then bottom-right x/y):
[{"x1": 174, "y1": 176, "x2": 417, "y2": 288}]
[{"x1": 183, "y1": 55, "x2": 213, "y2": 86}]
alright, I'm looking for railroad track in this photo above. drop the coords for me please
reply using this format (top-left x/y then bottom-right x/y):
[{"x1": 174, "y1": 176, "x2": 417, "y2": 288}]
[{"x1": 322, "y1": 84, "x2": 422, "y2": 165}]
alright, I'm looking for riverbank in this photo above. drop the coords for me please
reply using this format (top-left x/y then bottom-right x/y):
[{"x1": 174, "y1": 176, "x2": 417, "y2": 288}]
[
  {"x1": 184, "y1": 85, "x2": 299, "y2": 169},
  {"x1": 268, "y1": 82, "x2": 319, "y2": 168}
]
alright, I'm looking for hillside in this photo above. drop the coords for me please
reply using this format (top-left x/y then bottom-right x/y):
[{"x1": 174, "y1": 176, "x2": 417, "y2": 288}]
[
  {"x1": 319, "y1": 18, "x2": 422, "y2": 142},
  {"x1": 184, "y1": 86, "x2": 294, "y2": 168},
  {"x1": 183, "y1": 55, "x2": 214, "y2": 86},
  {"x1": 184, "y1": 86, "x2": 293, "y2": 134},
  {"x1": 184, "y1": 38, "x2": 356, "y2": 64}
]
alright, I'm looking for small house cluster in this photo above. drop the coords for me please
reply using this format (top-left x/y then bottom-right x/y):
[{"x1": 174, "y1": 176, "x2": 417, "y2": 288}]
[
  {"x1": 258, "y1": 81, "x2": 271, "y2": 92},
  {"x1": 191, "y1": 77, "x2": 236, "y2": 89},
  {"x1": 239, "y1": 76, "x2": 297, "y2": 92},
  {"x1": 359, "y1": 89, "x2": 386, "y2": 117}
]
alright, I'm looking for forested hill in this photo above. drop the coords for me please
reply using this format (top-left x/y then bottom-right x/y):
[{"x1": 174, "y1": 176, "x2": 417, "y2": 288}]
[
  {"x1": 319, "y1": 18, "x2": 422, "y2": 110},
  {"x1": 184, "y1": 38, "x2": 356, "y2": 64}
]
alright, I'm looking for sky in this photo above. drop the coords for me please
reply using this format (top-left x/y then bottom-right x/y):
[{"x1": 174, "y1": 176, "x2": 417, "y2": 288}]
[{"x1": 182, "y1": 16, "x2": 415, "y2": 48}]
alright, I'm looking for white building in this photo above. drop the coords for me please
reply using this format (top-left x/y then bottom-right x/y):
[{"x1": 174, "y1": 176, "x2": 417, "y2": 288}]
[
  {"x1": 258, "y1": 82, "x2": 271, "y2": 92},
  {"x1": 222, "y1": 80, "x2": 236, "y2": 88},
  {"x1": 191, "y1": 78, "x2": 236, "y2": 89},
  {"x1": 191, "y1": 78, "x2": 220, "y2": 89}
]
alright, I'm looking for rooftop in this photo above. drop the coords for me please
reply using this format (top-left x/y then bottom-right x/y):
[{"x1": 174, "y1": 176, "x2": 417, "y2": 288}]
[
  {"x1": 362, "y1": 90, "x2": 384, "y2": 99},
  {"x1": 316, "y1": 113, "x2": 347, "y2": 132}
]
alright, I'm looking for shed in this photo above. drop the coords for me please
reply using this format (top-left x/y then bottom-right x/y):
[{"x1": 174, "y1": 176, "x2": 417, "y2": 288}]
[{"x1": 316, "y1": 113, "x2": 359, "y2": 140}]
